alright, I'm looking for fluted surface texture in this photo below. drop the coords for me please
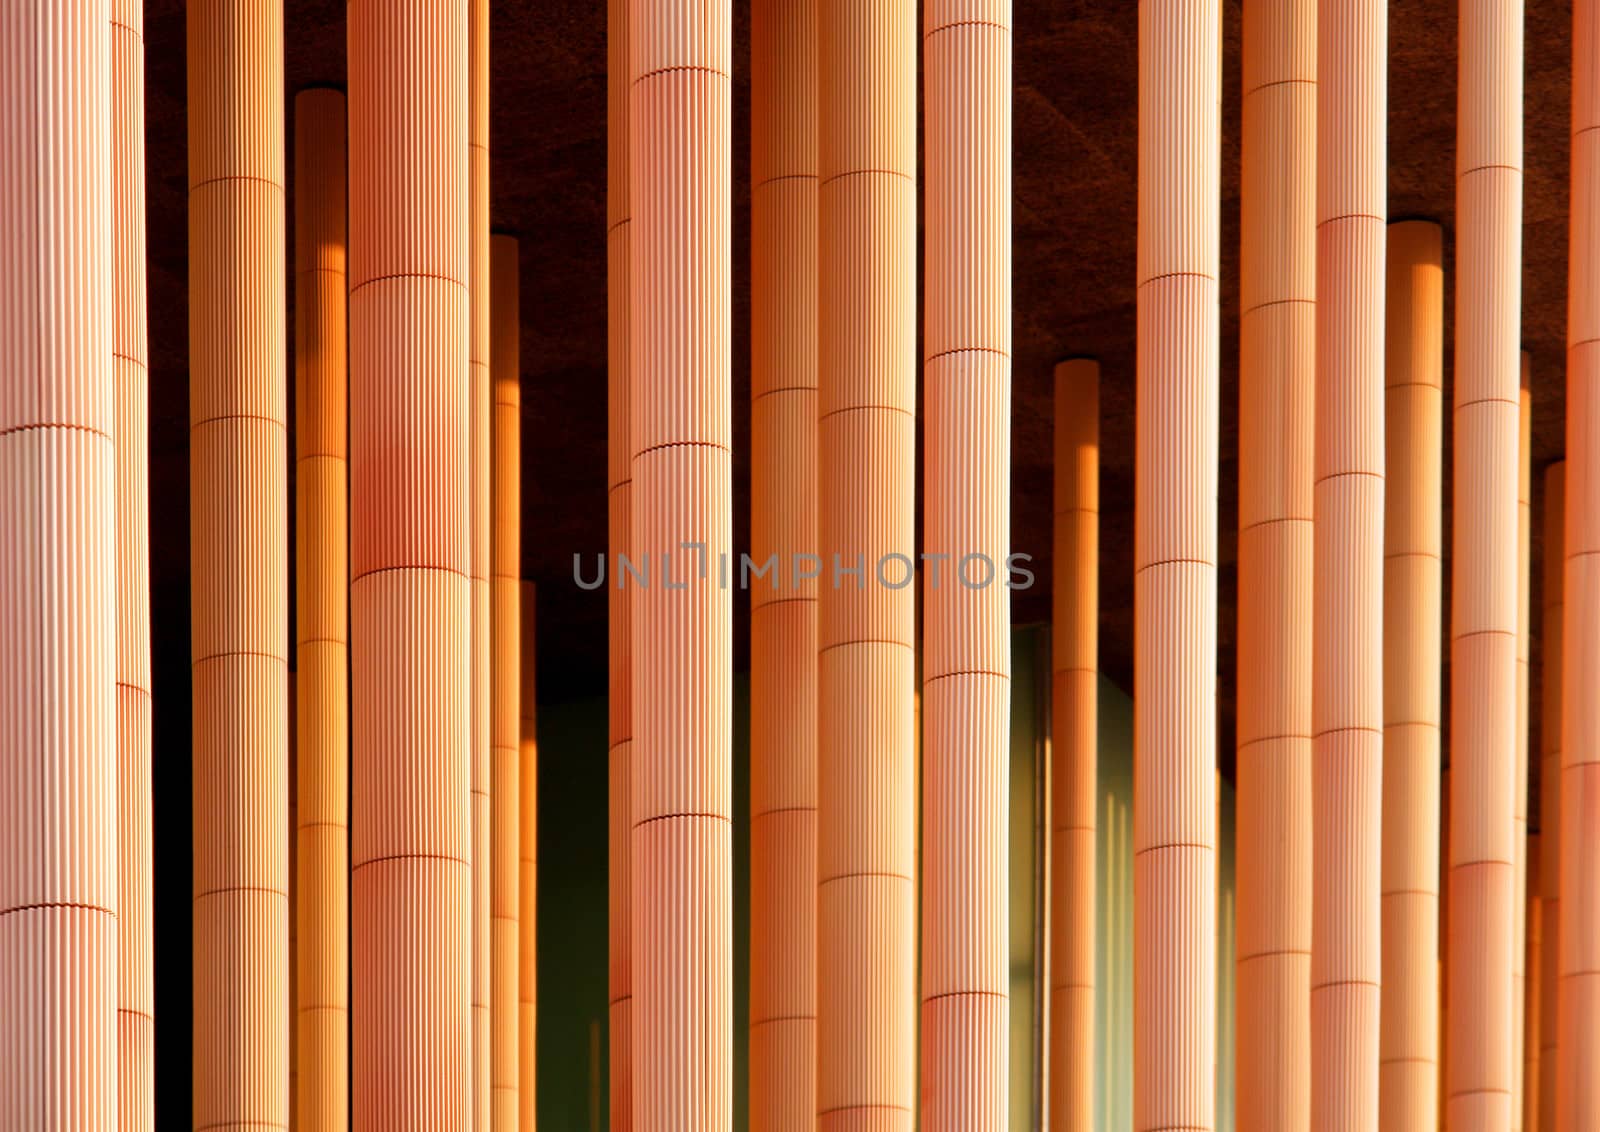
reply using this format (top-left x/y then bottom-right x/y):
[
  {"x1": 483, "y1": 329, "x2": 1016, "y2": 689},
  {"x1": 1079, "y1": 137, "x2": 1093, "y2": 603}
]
[
  {"x1": 1515, "y1": 354, "x2": 1533, "y2": 1131},
  {"x1": 1526, "y1": 834, "x2": 1543, "y2": 1132},
  {"x1": 347, "y1": 2, "x2": 472, "y2": 1125},
  {"x1": 519, "y1": 582, "x2": 538, "y2": 1130},
  {"x1": 1538, "y1": 462, "x2": 1563, "y2": 1131}
]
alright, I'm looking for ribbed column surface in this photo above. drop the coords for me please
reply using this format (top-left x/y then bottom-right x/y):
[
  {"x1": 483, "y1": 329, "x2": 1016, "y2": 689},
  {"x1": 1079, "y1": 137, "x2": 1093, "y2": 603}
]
[
  {"x1": 0, "y1": 5, "x2": 117, "y2": 1129},
  {"x1": 519, "y1": 582, "x2": 539, "y2": 1130},
  {"x1": 1450, "y1": 2, "x2": 1523, "y2": 1127},
  {"x1": 1313, "y1": 1, "x2": 1385, "y2": 1128},
  {"x1": 112, "y1": 1, "x2": 153, "y2": 1126},
  {"x1": 627, "y1": 1, "x2": 734, "y2": 1128},
  {"x1": 606, "y1": 0, "x2": 634, "y2": 1122},
  {"x1": 1563, "y1": 2, "x2": 1600, "y2": 1121},
  {"x1": 1379, "y1": 219, "x2": 1443, "y2": 1132},
  {"x1": 347, "y1": 2, "x2": 471, "y2": 1126},
  {"x1": 187, "y1": 2, "x2": 290, "y2": 1127},
  {"x1": 1236, "y1": 3, "x2": 1314, "y2": 1128},
  {"x1": 749, "y1": 0, "x2": 819, "y2": 1127},
  {"x1": 490, "y1": 232, "x2": 522, "y2": 1131},
  {"x1": 1136, "y1": 2, "x2": 1219, "y2": 1129},
  {"x1": 1538, "y1": 461, "x2": 1562, "y2": 1131},
  {"x1": 816, "y1": 1, "x2": 917, "y2": 1129},
  {"x1": 1525, "y1": 834, "x2": 1543, "y2": 1132},
  {"x1": 1051, "y1": 359, "x2": 1098, "y2": 1132},
  {"x1": 292, "y1": 86, "x2": 349, "y2": 1132},
  {"x1": 1515, "y1": 355, "x2": 1533, "y2": 1132}
]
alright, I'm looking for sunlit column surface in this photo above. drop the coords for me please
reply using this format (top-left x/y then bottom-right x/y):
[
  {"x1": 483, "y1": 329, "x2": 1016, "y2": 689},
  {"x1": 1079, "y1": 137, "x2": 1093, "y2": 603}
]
[
  {"x1": 0, "y1": 5, "x2": 117, "y2": 1128},
  {"x1": 1380, "y1": 219, "x2": 1443, "y2": 1132},
  {"x1": 1538, "y1": 461, "x2": 1563, "y2": 1130},
  {"x1": 187, "y1": 2, "x2": 290, "y2": 1126},
  {"x1": 293, "y1": 86, "x2": 350, "y2": 1132},
  {"x1": 1050, "y1": 359, "x2": 1098, "y2": 1132},
  {"x1": 1526, "y1": 834, "x2": 1543, "y2": 1132},
  {"x1": 1515, "y1": 354, "x2": 1534, "y2": 1131},
  {"x1": 519, "y1": 581, "x2": 539, "y2": 1130},
  {"x1": 1136, "y1": 1, "x2": 1219, "y2": 1128},
  {"x1": 347, "y1": 1, "x2": 472, "y2": 1125}
]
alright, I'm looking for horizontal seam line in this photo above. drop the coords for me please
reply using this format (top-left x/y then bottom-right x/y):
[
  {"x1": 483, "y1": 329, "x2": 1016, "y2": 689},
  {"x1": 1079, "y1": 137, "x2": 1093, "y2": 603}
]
[
  {"x1": 631, "y1": 812, "x2": 732, "y2": 829},
  {"x1": 1137, "y1": 270, "x2": 1216, "y2": 287},
  {"x1": 1240, "y1": 296, "x2": 1314, "y2": 317},
  {"x1": 1242, "y1": 76, "x2": 1316, "y2": 97},
  {"x1": 193, "y1": 885, "x2": 287, "y2": 900},
  {"x1": 818, "y1": 404, "x2": 914, "y2": 423},
  {"x1": 819, "y1": 639, "x2": 914, "y2": 655},
  {"x1": 352, "y1": 852, "x2": 469, "y2": 871},
  {"x1": 189, "y1": 173, "x2": 283, "y2": 193},
  {"x1": 925, "y1": 345, "x2": 1011, "y2": 364},
  {"x1": 350, "y1": 564, "x2": 469, "y2": 584},
  {"x1": 190, "y1": 413, "x2": 286, "y2": 431},
  {"x1": 819, "y1": 871, "x2": 913, "y2": 884},
  {"x1": 349, "y1": 270, "x2": 467, "y2": 297}
]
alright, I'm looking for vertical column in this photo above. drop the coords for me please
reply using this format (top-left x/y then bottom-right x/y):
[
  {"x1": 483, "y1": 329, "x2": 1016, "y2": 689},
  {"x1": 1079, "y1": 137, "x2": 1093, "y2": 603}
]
[
  {"x1": 1236, "y1": 2, "x2": 1315, "y2": 1127},
  {"x1": 0, "y1": 5, "x2": 116, "y2": 1129},
  {"x1": 606, "y1": 0, "x2": 633, "y2": 1123},
  {"x1": 628, "y1": 0, "x2": 733, "y2": 1127},
  {"x1": 749, "y1": 0, "x2": 819, "y2": 1126},
  {"x1": 921, "y1": 1, "x2": 1011, "y2": 1128},
  {"x1": 1525, "y1": 835, "x2": 1543, "y2": 1132},
  {"x1": 817, "y1": 1, "x2": 917, "y2": 1128},
  {"x1": 112, "y1": 1, "x2": 153, "y2": 1126},
  {"x1": 1515, "y1": 354, "x2": 1534, "y2": 1130},
  {"x1": 519, "y1": 582, "x2": 538, "y2": 1129},
  {"x1": 1313, "y1": 0, "x2": 1385, "y2": 1128},
  {"x1": 1538, "y1": 461, "x2": 1563, "y2": 1130},
  {"x1": 1135, "y1": 2, "x2": 1218, "y2": 1129},
  {"x1": 1562, "y1": 0, "x2": 1600, "y2": 1120},
  {"x1": 188, "y1": 3, "x2": 289, "y2": 1128},
  {"x1": 1449, "y1": 0, "x2": 1523, "y2": 1124},
  {"x1": 347, "y1": 1, "x2": 471, "y2": 1126},
  {"x1": 293, "y1": 86, "x2": 349, "y2": 1132},
  {"x1": 1379, "y1": 219, "x2": 1444, "y2": 1131},
  {"x1": 490, "y1": 232, "x2": 522, "y2": 1131},
  {"x1": 1050, "y1": 359, "x2": 1098, "y2": 1132}
]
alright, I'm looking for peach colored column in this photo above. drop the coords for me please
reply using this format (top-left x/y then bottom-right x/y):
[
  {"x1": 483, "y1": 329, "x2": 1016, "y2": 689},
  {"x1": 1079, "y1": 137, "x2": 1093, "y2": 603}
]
[
  {"x1": 1136, "y1": 1, "x2": 1218, "y2": 1128},
  {"x1": 628, "y1": 1, "x2": 733, "y2": 1127},
  {"x1": 1538, "y1": 461, "x2": 1563, "y2": 1130},
  {"x1": 1515, "y1": 354, "x2": 1533, "y2": 1131},
  {"x1": 749, "y1": 0, "x2": 818, "y2": 1126},
  {"x1": 1313, "y1": 1, "x2": 1385, "y2": 1128},
  {"x1": 606, "y1": 0, "x2": 634, "y2": 1121},
  {"x1": 519, "y1": 582, "x2": 538, "y2": 1130},
  {"x1": 1380, "y1": 220, "x2": 1444, "y2": 1132},
  {"x1": 1442, "y1": 764, "x2": 1453, "y2": 1128},
  {"x1": 0, "y1": 5, "x2": 116, "y2": 1128},
  {"x1": 1449, "y1": 0, "x2": 1523, "y2": 1124},
  {"x1": 188, "y1": 2, "x2": 290, "y2": 1127},
  {"x1": 921, "y1": 1, "x2": 1011, "y2": 1127},
  {"x1": 1236, "y1": 2, "x2": 1314, "y2": 1127},
  {"x1": 1563, "y1": 0, "x2": 1600, "y2": 1119},
  {"x1": 112, "y1": 1, "x2": 154, "y2": 1126},
  {"x1": 1050, "y1": 359, "x2": 1097, "y2": 1132},
  {"x1": 1525, "y1": 834, "x2": 1543, "y2": 1132},
  {"x1": 293, "y1": 86, "x2": 350, "y2": 1132},
  {"x1": 490, "y1": 232, "x2": 522, "y2": 1130},
  {"x1": 347, "y1": 1, "x2": 471, "y2": 1126},
  {"x1": 816, "y1": 1, "x2": 917, "y2": 1128}
]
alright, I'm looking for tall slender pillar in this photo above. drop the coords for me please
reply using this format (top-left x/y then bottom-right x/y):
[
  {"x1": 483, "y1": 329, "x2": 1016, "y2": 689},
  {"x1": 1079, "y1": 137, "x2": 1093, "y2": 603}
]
[
  {"x1": 519, "y1": 582, "x2": 538, "y2": 1130},
  {"x1": 1050, "y1": 359, "x2": 1098, "y2": 1132},
  {"x1": 1135, "y1": 2, "x2": 1218, "y2": 1129},
  {"x1": 1449, "y1": 0, "x2": 1523, "y2": 1124},
  {"x1": 490, "y1": 232, "x2": 522, "y2": 1130},
  {"x1": 188, "y1": 3, "x2": 290, "y2": 1127},
  {"x1": 112, "y1": 1, "x2": 154, "y2": 1126},
  {"x1": 816, "y1": 2, "x2": 916, "y2": 1128},
  {"x1": 1237, "y1": 3, "x2": 1315, "y2": 1127},
  {"x1": 1379, "y1": 220, "x2": 1444, "y2": 1132},
  {"x1": 628, "y1": 0, "x2": 733, "y2": 1126},
  {"x1": 1562, "y1": 1, "x2": 1600, "y2": 1119},
  {"x1": 1526, "y1": 834, "x2": 1543, "y2": 1132},
  {"x1": 1538, "y1": 461, "x2": 1563, "y2": 1130},
  {"x1": 293, "y1": 86, "x2": 350, "y2": 1132},
  {"x1": 1515, "y1": 354, "x2": 1534, "y2": 1130},
  {"x1": 1313, "y1": 1, "x2": 1385, "y2": 1127},
  {"x1": 749, "y1": 0, "x2": 818, "y2": 1126},
  {"x1": 0, "y1": 6, "x2": 116, "y2": 1128},
  {"x1": 347, "y1": 1, "x2": 471, "y2": 1125}
]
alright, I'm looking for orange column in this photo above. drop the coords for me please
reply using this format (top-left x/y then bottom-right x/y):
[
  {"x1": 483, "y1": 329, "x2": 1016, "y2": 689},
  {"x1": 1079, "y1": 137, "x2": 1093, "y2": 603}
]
[
  {"x1": 1538, "y1": 461, "x2": 1563, "y2": 1130},
  {"x1": 1313, "y1": 1, "x2": 1385, "y2": 1128},
  {"x1": 817, "y1": 1, "x2": 917, "y2": 1128},
  {"x1": 1136, "y1": 1, "x2": 1218, "y2": 1128},
  {"x1": 1515, "y1": 354, "x2": 1533, "y2": 1130},
  {"x1": 348, "y1": 1, "x2": 471, "y2": 1125},
  {"x1": 519, "y1": 582, "x2": 539, "y2": 1129},
  {"x1": 1449, "y1": 0, "x2": 1522, "y2": 1124},
  {"x1": 293, "y1": 86, "x2": 350, "y2": 1132},
  {"x1": 490, "y1": 232, "x2": 522, "y2": 1130},
  {"x1": 628, "y1": 1, "x2": 733, "y2": 1127},
  {"x1": 1525, "y1": 834, "x2": 1543, "y2": 1132},
  {"x1": 0, "y1": 5, "x2": 116, "y2": 1127},
  {"x1": 188, "y1": 2, "x2": 290, "y2": 1127},
  {"x1": 1379, "y1": 220, "x2": 1444, "y2": 1132},
  {"x1": 1563, "y1": 0, "x2": 1600, "y2": 1120},
  {"x1": 1236, "y1": 1, "x2": 1314, "y2": 1127},
  {"x1": 112, "y1": 0, "x2": 154, "y2": 1126},
  {"x1": 749, "y1": 0, "x2": 818, "y2": 1126},
  {"x1": 1050, "y1": 359, "x2": 1098, "y2": 1132}
]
